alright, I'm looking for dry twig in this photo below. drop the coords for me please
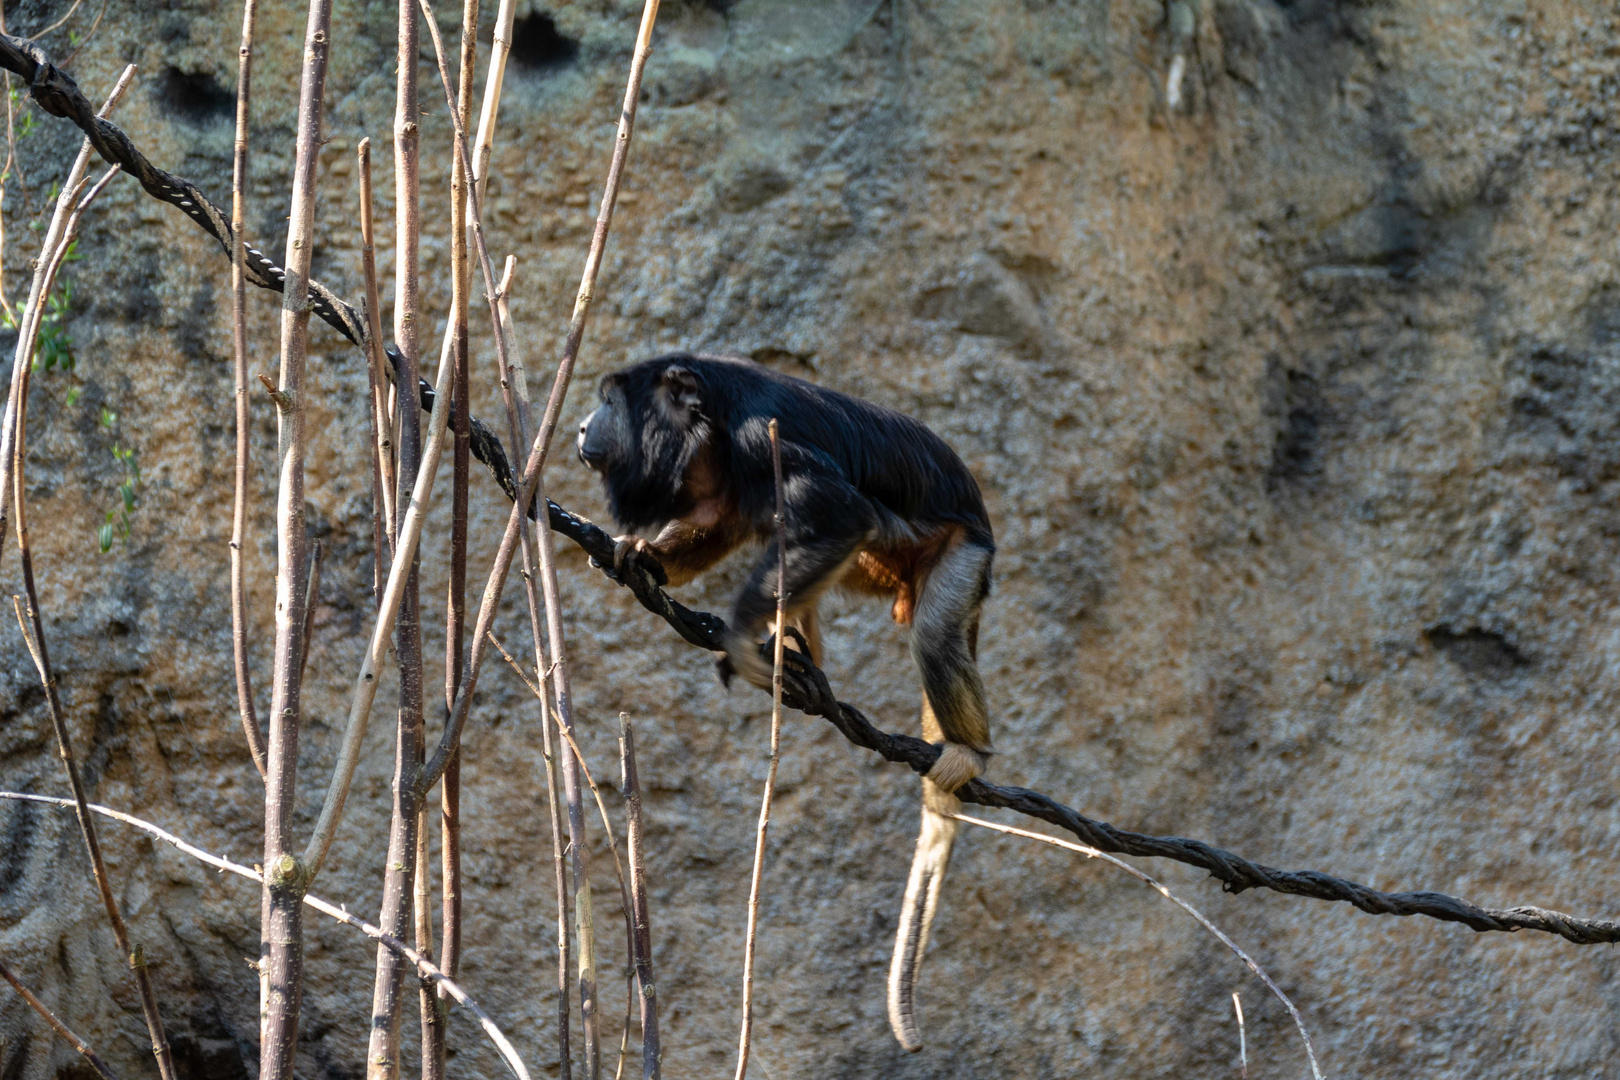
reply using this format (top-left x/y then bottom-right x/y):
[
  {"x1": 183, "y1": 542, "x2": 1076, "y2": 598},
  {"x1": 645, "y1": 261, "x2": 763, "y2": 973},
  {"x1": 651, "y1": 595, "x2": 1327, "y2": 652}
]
[
  {"x1": 733, "y1": 419, "x2": 787, "y2": 1080},
  {"x1": 2, "y1": 65, "x2": 172, "y2": 1080},
  {"x1": 0, "y1": 62, "x2": 132, "y2": 570},
  {"x1": 1234, "y1": 991, "x2": 1248, "y2": 1079},
  {"x1": 0, "y1": 792, "x2": 532, "y2": 1080},
  {"x1": 620, "y1": 716, "x2": 661, "y2": 1080},
  {"x1": 952, "y1": 812, "x2": 1324, "y2": 1080},
  {"x1": 430, "y1": 0, "x2": 483, "y2": 1069},
  {"x1": 0, "y1": 953, "x2": 120, "y2": 1080},
  {"x1": 356, "y1": 137, "x2": 396, "y2": 566},
  {"x1": 27, "y1": 0, "x2": 87, "y2": 42},
  {"x1": 493, "y1": 258, "x2": 576, "y2": 1079},
  {"x1": 365, "y1": 0, "x2": 427, "y2": 1070},
  {"x1": 227, "y1": 0, "x2": 265, "y2": 780}
]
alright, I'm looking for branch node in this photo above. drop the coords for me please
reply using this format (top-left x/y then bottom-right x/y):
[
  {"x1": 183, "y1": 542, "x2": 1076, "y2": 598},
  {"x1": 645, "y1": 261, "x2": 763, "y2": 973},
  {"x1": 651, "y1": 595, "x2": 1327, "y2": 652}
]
[{"x1": 256, "y1": 373, "x2": 292, "y2": 410}]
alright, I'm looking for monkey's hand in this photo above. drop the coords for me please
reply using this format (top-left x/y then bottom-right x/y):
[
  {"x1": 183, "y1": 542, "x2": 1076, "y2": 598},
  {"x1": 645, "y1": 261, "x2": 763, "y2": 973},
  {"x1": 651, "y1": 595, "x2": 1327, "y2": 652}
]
[{"x1": 596, "y1": 535, "x2": 669, "y2": 589}]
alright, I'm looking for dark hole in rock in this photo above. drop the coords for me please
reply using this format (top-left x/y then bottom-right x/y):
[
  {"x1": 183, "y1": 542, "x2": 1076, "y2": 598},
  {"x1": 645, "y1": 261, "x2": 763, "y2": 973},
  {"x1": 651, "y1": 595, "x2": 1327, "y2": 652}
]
[
  {"x1": 156, "y1": 66, "x2": 233, "y2": 126},
  {"x1": 1425, "y1": 625, "x2": 1528, "y2": 680},
  {"x1": 510, "y1": 13, "x2": 579, "y2": 74},
  {"x1": 1265, "y1": 365, "x2": 1323, "y2": 487}
]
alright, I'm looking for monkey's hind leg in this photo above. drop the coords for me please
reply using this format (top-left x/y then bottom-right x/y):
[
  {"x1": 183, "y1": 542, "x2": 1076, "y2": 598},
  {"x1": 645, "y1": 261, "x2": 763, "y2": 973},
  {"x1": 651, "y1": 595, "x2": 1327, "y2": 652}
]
[{"x1": 911, "y1": 535, "x2": 994, "y2": 776}]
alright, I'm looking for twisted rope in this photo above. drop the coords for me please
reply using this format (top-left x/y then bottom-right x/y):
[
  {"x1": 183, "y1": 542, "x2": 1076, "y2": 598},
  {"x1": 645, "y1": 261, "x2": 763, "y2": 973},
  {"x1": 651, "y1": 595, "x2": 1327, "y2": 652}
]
[
  {"x1": 8, "y1": 33, "x2": 1617, "y2": 947},
  {"x1": 544, "y1": 506, "x2": 1620, "y2": 945},
  {"x1": 0, "y1": 33, "x2": 523, "y2": 505}
]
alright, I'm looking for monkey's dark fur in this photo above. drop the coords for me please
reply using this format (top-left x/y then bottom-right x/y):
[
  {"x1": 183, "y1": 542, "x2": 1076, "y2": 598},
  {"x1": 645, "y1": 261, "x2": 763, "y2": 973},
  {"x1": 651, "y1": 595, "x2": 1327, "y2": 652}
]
[{"x1": 578, "y1": 353, "x2": 995, "y2": 1052}]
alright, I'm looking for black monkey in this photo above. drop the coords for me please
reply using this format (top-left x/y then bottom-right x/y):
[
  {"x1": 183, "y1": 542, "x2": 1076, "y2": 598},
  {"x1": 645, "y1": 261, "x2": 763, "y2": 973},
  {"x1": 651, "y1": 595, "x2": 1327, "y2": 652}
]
[{"x1": 577, "y1": 353, "x2": 994, "y2": 1052}]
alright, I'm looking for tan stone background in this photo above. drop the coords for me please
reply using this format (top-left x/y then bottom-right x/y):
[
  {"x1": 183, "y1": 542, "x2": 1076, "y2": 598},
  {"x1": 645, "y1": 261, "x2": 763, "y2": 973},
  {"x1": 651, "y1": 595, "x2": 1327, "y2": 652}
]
[{"x1": 2, "y1": 0, "x2": 1619, "y2": 1076}]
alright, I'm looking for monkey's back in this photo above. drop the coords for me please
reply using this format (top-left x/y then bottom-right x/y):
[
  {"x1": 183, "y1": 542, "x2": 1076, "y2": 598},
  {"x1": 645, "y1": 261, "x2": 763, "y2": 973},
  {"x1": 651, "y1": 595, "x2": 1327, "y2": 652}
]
[{"x1": 670, "y1": 354, "x2": 993, "y2": 549}]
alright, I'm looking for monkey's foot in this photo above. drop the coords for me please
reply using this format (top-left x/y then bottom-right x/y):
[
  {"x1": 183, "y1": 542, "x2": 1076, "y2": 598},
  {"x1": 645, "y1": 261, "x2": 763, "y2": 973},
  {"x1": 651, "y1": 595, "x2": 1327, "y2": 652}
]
[{"x1": 715, "y1": 628, "x2": 812, "y2": 691}]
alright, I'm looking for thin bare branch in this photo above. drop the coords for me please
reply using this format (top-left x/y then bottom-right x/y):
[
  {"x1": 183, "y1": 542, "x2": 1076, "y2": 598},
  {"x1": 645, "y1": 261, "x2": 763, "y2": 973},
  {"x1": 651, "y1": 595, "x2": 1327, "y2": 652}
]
[
  {"x1": 0, "y1": 954, "x2": 120, "y2": 1080},
  {"x1": 416, "y1": 799, "x2": 444, "y2": 1080},
  {"x1": 471, "y1": 0, "x2": 516, "y2": 205},
  {"x1": 356, "y1": 137, "x2": 396, "y2": 547},
  {"x1": 0, "y1": 62, "x2": 133, "y2": 573},
  {"x1": 619, "y1": 716, "x2": 660, "y2": 1080},
  {"x1": 228, "y1": 0, "x2": 266, "y2": 780},
  {"x1": 1233, "y1": 992, "x2": 1248, "y2": 1079},
  {"x1": 733, "y1": 418, "x2": 786, "y2": 1080},
  {"x1": 27, "y1": 0, "x2": 87, "y2": 42},
  {"x1": 430, "y1": 1, "x2": 480, "y2": 1071},
  {"x1": 300, "y1": 256, "x2": 459, "y2": 882},
  {"x1": 3, "y1": 77, "x2": 167, "y2": 1080},
  {"x1": 488, "y1": 265, "x2": 574, "y2": 1080},
  {"x1": 361, "y1": 0, "x2": 424, "y2": 1068},
  {"x1": 952, "y1": 812, "x2": 1324, "y2": 1080},
  {"x1": 365, "y1": 0, "x2": 426, "y2": 1068},
  {"x1": 259, "y1": 0, "x2": 335, "y2": 1076},
  {"x1": 0, "y1": 792, "x2": 532, "y2": 1080},
  {"x1": 298, "y1": 538, "x2": 321, "y2": 682},
  {"x1": 487, "y1": 632, "x2": 631, "y2": 921}
]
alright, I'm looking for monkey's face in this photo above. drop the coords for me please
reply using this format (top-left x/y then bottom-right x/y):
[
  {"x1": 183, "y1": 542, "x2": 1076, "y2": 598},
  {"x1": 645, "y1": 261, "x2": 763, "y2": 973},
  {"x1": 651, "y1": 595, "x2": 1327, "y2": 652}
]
[
  {"x1": 578, "y1": 362, "x2": 715, "y2": 534},
  {"x1": 577, "y1": 380, "x2": 633, "y2": 475}
]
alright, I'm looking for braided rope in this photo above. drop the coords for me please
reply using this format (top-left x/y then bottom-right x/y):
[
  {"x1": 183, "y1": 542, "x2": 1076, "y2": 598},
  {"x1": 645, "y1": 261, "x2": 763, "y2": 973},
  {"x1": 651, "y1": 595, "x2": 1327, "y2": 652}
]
[
  {"x1": 6, "y1": 33, "x2": 1616, "y2": 947},
  {"x1": 542, "y1": 503, "x2": 1620, "y2": 945},
  {"x1": 0, "y1": 33, "x2": 523, "y2": 506}
]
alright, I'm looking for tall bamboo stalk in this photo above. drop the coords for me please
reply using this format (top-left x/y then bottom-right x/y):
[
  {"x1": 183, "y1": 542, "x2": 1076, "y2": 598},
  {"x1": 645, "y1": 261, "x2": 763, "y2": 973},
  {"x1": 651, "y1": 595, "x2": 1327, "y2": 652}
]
[
  {"x1": 229, "y1": 0, "x2": 265, "y2": 780},
  {"x1": 499, "y1": 260, "x2": 574, "y2": 1080},
  {"x1": 409, "y1": 6, "x2": 662, "y2": 1070},
  {"x1": 430, "y1": 1, "x2": 480, "y2": 1071},
  {"x1": 732, "y1": 420, "x2": 787, "y2": 1080},
  {"x1": 414, "y1": 801, "x2": 441, "y2": 1080},
  {"x1": 357, "y1": 137, "x2": 395, "y2": 607},
  {"x1": 523, "y1": 6, "x2": 661, "y2": 1073},
  {"x1": 258, "y1": 1, "x2": 334, "y2": 1077},
  {"x1": 365, "y1": 0, "x2": 425, "y2": 1070},
  {"x1": 619, "y1": 717, "x2": 661, "y2": 1080}
]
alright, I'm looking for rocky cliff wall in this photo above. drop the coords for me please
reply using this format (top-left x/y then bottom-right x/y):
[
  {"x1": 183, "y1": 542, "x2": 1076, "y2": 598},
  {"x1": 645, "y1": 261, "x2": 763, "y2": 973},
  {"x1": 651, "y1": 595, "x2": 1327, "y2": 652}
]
[{"x1": 2, "y1": 1, "x2": 1619, "y2": 1077}]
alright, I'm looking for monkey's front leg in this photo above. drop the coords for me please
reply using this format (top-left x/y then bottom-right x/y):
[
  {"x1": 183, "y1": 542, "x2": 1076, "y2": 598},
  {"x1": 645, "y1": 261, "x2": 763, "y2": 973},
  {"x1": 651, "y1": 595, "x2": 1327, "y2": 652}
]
[
  {"x1": 609, "y1": 515, "x2": 748, "y2": 590},
  {"x1": 721, "y1": 473, "x2": 875, "y2": 691}
]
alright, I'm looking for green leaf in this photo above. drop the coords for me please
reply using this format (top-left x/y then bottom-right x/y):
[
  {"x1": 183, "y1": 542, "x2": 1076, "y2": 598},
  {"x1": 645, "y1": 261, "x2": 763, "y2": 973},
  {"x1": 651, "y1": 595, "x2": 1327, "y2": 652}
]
[{"x1": 98, "y1": 522, "x2": 113, "y2": 552}]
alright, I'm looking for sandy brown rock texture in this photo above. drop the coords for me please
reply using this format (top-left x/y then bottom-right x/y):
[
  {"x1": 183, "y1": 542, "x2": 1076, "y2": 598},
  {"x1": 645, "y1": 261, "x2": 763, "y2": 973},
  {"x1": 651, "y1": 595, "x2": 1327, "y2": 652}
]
[{"x1": 3, "y1": 0, "x2": 1620, "y2": 1076}]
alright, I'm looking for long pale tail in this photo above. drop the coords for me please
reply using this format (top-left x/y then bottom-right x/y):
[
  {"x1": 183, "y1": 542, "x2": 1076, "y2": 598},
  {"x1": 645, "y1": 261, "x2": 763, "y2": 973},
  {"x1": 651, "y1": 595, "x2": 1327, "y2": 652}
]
[{"x1": 887, "y1": 778, "x2": 962, "y2": 1053}]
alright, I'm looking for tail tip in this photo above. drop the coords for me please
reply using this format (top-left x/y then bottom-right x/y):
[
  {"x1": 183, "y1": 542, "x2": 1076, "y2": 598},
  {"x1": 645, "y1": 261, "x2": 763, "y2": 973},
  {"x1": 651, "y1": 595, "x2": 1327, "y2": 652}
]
[{"x1": 887, "y1": 1011, "x2": 924, "y2": 1054}]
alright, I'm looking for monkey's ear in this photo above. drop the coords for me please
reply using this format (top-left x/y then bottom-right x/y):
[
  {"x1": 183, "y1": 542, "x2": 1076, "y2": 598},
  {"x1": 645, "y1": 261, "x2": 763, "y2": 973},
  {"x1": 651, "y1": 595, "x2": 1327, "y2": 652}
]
[{"x1": 660, "y1": 364, "x2": 703, "y2": 413}]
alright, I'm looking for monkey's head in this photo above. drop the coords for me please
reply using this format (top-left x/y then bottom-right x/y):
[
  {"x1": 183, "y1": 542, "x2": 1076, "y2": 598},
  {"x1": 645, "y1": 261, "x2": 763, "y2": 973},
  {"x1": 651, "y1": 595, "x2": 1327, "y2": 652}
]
[{"x1": 577, "y1": 358, "x2": 717, "y2": 533}]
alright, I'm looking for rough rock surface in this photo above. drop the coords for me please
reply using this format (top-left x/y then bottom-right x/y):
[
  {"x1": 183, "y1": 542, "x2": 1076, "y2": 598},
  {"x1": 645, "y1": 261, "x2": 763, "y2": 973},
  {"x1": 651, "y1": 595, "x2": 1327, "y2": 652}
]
[{"x1": 2, "y1": 0, "x2": 1620, "y2": 1076}]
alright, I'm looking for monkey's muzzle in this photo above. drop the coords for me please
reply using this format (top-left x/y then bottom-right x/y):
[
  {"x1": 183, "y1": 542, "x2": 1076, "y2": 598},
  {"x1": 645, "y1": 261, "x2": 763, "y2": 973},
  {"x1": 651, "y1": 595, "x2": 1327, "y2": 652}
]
[{"x1": 577, "y1": 410, "x2": 607, "y2": 471}]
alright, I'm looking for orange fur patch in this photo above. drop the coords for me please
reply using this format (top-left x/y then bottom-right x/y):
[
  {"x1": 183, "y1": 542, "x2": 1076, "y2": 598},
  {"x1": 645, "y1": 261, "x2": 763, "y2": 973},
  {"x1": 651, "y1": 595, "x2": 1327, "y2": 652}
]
[{"x1": 840, "y1": 528, "x2": 964, "y2": 626}]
